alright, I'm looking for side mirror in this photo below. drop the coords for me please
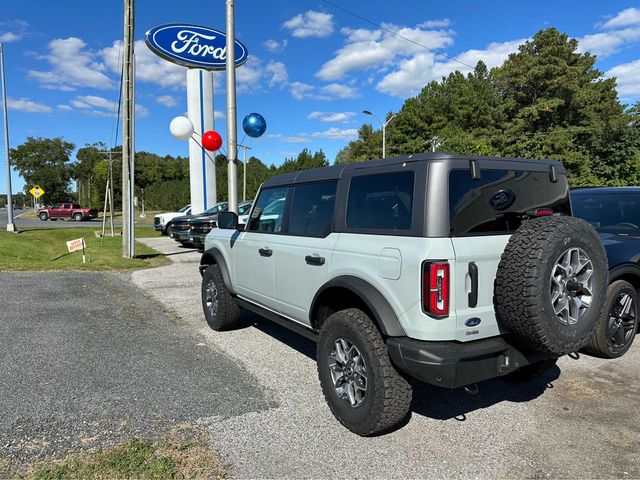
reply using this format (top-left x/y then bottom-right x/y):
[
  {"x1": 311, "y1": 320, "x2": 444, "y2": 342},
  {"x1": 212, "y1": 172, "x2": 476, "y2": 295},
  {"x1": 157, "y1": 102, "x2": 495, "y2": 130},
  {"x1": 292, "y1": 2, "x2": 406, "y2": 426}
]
[{"x1": 218, "y1": 211, "x2": 239, "y2": 230}]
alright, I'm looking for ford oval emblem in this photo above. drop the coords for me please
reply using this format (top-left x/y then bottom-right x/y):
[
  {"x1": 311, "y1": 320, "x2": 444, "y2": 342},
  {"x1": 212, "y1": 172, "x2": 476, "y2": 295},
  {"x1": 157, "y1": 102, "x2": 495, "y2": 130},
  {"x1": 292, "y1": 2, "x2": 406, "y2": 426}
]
[
  {"x1": 489, "y1": 189, "x2": 515, "y2": 210},
  {"x1": 465, "y1": 317, "x2": 482, "y2": 327},
  {"x1": 145, "y1": 23, "x2": 248, "y2": 70}
]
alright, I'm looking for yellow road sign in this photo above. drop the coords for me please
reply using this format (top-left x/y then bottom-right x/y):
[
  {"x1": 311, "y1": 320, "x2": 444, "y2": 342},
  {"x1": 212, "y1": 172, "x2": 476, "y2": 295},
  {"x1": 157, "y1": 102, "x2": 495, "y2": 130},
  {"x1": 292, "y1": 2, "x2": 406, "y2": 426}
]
[{"x1": 29, "y1": 185, "x2": 45, "y2": 198}]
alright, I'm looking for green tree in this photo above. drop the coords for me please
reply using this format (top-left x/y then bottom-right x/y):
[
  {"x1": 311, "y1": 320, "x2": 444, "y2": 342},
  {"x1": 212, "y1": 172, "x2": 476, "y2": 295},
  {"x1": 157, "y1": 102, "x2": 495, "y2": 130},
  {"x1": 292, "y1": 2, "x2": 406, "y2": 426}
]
[
  {"x1": 74, "y1": 142, "x2": 107, "y2": 208},
  {"x1": 11, "y1": 137, "x2": 75, "y2": 204}
]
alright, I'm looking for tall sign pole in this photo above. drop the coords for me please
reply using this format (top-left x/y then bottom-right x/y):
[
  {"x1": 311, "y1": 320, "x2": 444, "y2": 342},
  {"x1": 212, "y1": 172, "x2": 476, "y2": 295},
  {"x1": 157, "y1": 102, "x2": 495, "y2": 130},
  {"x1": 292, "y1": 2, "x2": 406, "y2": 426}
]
[
  {"x1": 225, "y1": 0, "x2": 238, "y2": 214},
  {"x1": 0, "y1": 43, "x2": 15, "y2": 232},
  {"x1": 122, "y1": 0, "x2": 134, "y2": 258}
]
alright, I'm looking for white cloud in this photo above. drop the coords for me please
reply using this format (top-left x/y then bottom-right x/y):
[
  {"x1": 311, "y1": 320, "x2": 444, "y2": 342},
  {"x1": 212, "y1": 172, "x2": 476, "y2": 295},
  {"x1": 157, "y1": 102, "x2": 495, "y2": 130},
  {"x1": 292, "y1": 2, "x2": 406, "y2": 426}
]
[
  {"x1": 308, "y1": 111, "x2": 356, "y2": 122},
  {"x1": 7, "y1": 97, "x2": 52, "y2": 113},
  {"x1": 214, "y1": 111, "x2": 225, "y2": 120},
  {"x1": 600, "y1": 7, "x2": 640, "y2": 29},
  {"x1": 0, "y1": 20, "x2": 29, "y2": 43},
  {"x1": 320, "y1": 83, "x2": 359, "y2": 98},
  {"x1": 28, "y1": 37, "x2": 112, "y2": 90},
  {"x1": 265, "y1": 61, "x2": 288, "y2": 87},
  {"x1": 57, "y1": 104, "x2": 73, "y2": 111},
  {"x1": 419, "y1": 19, "x2": 452, "y2": 28},
  {"x1": 377, "y1": 38, "x2": 524, "y2": 97},
  {"x1": 267, "y1": 133, "x2": 308, "y2": 143},
  {"x1": 264, "y1": 39, "x2": 287, "y2": 53},
  {"x1": 317, "y1": 23, "x2": 455, "y2": 81},
  {"x1": 101, "y1": 40, "x2": 186, "y2": 89},
  {"x1": 135, "y1": 104, "x2": 149, "y2": 117},
  {"x1": 155, "y1": 95, "x2": 178, "y2": 107},
  {"x1": 290, "y1": 81, "x2": 317, "y2": 100},
  {"x1": 606, "y1": 59, "x2": 640, "y2": 98},
  {"x1": 0, "y1": 32, "x2": 19, "y2": 42},
  {"x1": 283, "y1": 11, "x2": 334, "y2": 38},
  {"x1": 311, "y1": 127, "x2": 358, "y2": 139},
  {"x1": 578, "y1": 28, "x2": 640, "y2": 57},
  {"x1": 71, "y1": 95, "x2": 115, "y2": 110}
]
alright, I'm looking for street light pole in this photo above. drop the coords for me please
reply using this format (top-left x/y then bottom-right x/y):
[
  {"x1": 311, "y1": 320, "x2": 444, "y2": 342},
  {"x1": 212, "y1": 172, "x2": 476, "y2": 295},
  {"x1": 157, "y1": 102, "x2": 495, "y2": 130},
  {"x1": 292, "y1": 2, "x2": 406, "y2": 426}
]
[
  {"x1": 225, "y1": 0, "x2": 238, "y2": 214},
  {"x1": 363, "y1": 110, "x2": 395, "y2": 159},
  {"x1": 1, "y1": 43, "x2": 15, "y2": 232},
  {"x1": 237, "y1": 143, "x2": 252, "y2": 201}
]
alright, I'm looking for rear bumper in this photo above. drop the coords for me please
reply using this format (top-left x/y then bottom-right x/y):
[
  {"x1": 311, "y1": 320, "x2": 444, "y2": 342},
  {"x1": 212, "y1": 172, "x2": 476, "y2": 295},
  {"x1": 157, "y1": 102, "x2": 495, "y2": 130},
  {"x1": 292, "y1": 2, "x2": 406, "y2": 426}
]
[{"x1": 386, "y1": 336, "x2": 549, "y2": 389}]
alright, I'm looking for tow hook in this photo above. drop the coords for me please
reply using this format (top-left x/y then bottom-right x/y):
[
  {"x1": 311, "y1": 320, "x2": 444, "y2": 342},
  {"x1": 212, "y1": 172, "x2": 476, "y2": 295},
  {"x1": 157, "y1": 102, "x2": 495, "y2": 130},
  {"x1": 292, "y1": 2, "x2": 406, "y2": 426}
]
[
  {"x1": 568, "y1": 351, "x2": 580, "y2": 360},
  {"x1": 463, "y1": 384, "x2": 479, "y2": 396}
]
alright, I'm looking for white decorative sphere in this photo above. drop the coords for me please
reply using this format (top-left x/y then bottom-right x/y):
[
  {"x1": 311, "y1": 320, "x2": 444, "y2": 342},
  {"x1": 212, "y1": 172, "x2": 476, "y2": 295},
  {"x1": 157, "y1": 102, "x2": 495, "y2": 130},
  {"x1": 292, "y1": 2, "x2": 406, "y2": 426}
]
[{"x1": 169, "y1": 116, "x2": 194, "y2": 141}]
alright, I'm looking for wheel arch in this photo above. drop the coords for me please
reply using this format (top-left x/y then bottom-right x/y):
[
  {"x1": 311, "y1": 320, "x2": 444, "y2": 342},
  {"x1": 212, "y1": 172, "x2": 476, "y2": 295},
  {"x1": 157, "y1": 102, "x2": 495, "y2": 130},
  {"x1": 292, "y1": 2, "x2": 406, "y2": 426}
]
[
  {"x1": 199, "y1": 247, "x2": 234, "y2": 294},
  {"x1": 609, "y1": 263, "x2": 640, "y2": 291},
  {"x1": 310, "y1": 276, "x2": 406, "y2": 337}
]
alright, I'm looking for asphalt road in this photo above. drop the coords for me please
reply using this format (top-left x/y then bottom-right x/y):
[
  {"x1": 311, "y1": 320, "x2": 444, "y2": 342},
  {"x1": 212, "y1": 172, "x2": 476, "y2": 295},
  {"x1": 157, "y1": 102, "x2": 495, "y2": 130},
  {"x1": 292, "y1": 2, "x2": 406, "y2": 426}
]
[
  {"x1": 0, "y1": 270, "x2": 270, "y2": 475},
  {"x1": 0, "y1": 208, "x2": 152, "y2": 229},
  {"x1": 132, "y1": 237, "x2": 640, "y2": 479}
]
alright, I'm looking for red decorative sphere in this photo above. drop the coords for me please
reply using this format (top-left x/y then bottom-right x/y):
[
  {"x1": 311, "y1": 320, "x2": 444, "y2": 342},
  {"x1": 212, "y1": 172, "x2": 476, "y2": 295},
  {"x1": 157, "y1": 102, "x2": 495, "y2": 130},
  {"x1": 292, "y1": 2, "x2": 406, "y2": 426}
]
[{"x1": 202, "y1": 130, "x2": 222, "y2": 151}]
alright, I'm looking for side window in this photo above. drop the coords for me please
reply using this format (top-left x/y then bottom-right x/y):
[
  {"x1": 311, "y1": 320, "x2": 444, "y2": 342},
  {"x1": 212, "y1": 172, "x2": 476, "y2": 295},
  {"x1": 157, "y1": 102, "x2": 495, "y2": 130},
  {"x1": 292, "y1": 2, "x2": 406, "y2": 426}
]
[
  {"x1": 346, "y1": 171, "x2": 414, "y2": 231},
  {"x1": 288, "y1": 181, "x2": 337, "y2": 237},
  {"x1": 52, "y1": 203, "x2": 61, "y2": 209},
  {"x1": 247, "y1": 187, "x2": 289, "y2": 233},
  {"x1": 63, "y1": 203, "x2": 72, "y2": 209}
]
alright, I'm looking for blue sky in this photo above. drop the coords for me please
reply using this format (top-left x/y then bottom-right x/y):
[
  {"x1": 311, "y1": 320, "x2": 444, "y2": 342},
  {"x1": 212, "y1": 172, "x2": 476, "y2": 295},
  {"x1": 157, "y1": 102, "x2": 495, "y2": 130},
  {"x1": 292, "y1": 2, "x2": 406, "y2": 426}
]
[{"x1": 1, "y1": 0, "x2": 639, "y2": 194}]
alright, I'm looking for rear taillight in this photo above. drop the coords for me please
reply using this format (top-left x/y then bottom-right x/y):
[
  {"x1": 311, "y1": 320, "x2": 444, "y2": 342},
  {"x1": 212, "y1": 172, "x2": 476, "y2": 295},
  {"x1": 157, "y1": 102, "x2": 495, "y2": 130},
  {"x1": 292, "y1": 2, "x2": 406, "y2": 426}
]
[
  {"x1": 423, "y1": 261, "x2": 449, "y2": 317},
  {"x1": 526, "y1": 208, "x2": 554, "y2": 217}
]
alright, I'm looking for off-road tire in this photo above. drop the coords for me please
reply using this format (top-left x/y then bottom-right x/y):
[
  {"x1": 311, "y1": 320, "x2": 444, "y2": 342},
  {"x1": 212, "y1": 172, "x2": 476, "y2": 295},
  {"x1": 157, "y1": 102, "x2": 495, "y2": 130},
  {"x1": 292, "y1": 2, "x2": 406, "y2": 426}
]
[
  {"x1": 201, "y1": 264, "x2": 241, "y2": 331},
  {"x1": 317, "y1": 308, "x2": 412, "y2": 436},
  {"x1": 503, "y1": 357, "x2": 558, "y2": 382},
  {"x1": 38, "y1": 212, "x2": 48, "y2": 221},
  {"x1": 73, "y1": 212, "x2": 83, "y2": 222},
  {"x1": 582, "y1": 280, "x2": 638, "y2": 359},
  {"x1": 495, "y1": 216, "x2": 607, "y2": 356}
]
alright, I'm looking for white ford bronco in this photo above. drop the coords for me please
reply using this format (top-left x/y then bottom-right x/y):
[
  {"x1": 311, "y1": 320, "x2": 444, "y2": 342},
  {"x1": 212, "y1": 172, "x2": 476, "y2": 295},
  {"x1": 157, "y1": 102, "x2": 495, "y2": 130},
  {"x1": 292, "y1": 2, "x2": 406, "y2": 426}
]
[{"x1": 200, "y1": 152, "x2": 607, "y2": 435}]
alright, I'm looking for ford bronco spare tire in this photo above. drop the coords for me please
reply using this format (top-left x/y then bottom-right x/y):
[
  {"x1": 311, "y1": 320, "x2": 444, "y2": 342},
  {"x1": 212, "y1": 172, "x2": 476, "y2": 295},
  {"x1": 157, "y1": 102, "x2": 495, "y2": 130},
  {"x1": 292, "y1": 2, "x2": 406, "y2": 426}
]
[{"x1": 494, "y1": 216, "x2": 607, "y2": 356}]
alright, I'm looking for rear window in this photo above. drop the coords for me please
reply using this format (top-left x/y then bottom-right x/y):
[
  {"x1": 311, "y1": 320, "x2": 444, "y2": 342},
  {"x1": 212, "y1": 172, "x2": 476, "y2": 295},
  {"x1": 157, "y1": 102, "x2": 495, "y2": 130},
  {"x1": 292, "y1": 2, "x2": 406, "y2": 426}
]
[
  {"x1": 571, "y1": 192, "x2": 640, "y2": 234},
  {"x1": 346, "y1": 171, "x2": 414, "y2": 231},
  {"x1": 449, "y1": 169, "x2": 570, "y2": 235}
]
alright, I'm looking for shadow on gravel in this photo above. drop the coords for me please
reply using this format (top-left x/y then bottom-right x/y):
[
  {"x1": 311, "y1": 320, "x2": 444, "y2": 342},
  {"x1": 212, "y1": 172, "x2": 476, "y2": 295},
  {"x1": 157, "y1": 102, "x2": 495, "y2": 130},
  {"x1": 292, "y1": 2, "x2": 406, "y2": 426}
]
[{"x1": 241, "y1": 310, "x2": 561, "y2": 425}]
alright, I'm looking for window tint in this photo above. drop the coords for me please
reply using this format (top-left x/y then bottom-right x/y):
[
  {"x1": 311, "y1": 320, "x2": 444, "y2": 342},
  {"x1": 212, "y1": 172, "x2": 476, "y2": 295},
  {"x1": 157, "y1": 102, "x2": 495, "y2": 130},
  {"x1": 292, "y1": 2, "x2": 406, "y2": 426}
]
[
  {"x1": 238, "y1": 203, "x2": 252, "y2": 215},
  {"x1": 52, "y1": 203, "x2": 61, "y2": 209},
  {"x1": 204, "y1": 203, "x2": 227, "y2": 215},
  {"x1": 346, "y1": 171, "x2": 414, "y2": 231},
  {"x1": 178, "y1": 205, "x2": 191, "y2": 213},
  {"x1": 571, "y1": 192, "x2": 640, "y2": 233},
  {"x1": 289, "y1": 182, "x2": 337, "y2": 237},
  {"x1": 449, "y1": 169, "x2": 571, "y2": 235},
  {"x1": 247, "y1": 187, "x2": 288, "y2": 233}
]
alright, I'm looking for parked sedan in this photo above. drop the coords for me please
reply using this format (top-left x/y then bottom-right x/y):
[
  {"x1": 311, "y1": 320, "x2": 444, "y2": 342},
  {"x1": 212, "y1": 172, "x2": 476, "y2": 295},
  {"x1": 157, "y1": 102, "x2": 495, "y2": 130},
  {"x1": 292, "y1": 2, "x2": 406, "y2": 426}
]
[
  {"x1": 189, "y1": 201, "x2": 253, "y2": 251},
  {"x1": 571, "y1": 187, "x2": 640, "y2": 358},
  {"x1": 168, "y1": 202, "x2": 228, "y2": 246}
]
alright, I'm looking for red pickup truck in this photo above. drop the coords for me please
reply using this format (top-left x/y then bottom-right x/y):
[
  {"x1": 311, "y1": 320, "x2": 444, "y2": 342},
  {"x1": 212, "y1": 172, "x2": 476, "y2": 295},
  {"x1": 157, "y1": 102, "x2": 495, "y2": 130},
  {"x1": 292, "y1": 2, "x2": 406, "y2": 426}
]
[{"x1": 38, "y1": 203, "x2": 98, "y2": 222}]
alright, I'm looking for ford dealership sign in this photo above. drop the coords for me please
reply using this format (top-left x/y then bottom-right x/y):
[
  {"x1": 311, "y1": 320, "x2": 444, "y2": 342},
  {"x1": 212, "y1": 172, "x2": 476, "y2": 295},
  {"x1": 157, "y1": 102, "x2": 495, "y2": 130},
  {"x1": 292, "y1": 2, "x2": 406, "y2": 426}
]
[{"x1": 145, "y1": 23, "x2": 248, "y2": 70}]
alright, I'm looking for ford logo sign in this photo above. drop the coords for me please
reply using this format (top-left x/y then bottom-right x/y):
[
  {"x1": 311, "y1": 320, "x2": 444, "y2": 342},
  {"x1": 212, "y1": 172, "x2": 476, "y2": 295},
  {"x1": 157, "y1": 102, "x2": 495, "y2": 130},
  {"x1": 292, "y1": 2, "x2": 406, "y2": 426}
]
[
  {"x1": 465, "y1": 317, "x2": 482, "y2": 327},
  {"x1": 145, "y1": 23, "x2": 248, "y2": 70},
  {"x1": 489, "y1": 189, "x2": 515, "y2": 210}
]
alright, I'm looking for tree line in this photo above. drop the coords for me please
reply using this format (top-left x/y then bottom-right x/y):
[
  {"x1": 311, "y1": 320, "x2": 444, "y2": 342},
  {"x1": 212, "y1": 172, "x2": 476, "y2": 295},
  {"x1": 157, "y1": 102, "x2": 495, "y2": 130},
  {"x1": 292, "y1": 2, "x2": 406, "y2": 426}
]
[
  {"x1": 337, "y1": 28, "x2": 639, "y2": 186},
  {"x1": 7, "y1": 28, "x2": 639, "y2": 210}
]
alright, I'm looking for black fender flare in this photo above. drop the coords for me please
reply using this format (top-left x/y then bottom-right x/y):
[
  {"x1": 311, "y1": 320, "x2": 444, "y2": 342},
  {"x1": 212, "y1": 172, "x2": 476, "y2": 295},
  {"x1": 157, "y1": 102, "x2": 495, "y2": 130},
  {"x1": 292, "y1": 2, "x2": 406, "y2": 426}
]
[
  {"x1": 609, "y1": 263, "x2": 640, "y2": 286},
  {"x1": 310, "y1": 275, "x2": 406, "y2": 337},
  {"x1": 199, "y1": 247, "x2": 234, "y2": 294}
]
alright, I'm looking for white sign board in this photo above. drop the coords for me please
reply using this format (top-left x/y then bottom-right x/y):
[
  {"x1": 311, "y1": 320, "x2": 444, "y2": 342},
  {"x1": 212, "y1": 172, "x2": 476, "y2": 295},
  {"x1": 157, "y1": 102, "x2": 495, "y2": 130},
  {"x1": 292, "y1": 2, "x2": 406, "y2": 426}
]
[{"x1": 66, "y1": 238, "x2": 85, "y2": 253}]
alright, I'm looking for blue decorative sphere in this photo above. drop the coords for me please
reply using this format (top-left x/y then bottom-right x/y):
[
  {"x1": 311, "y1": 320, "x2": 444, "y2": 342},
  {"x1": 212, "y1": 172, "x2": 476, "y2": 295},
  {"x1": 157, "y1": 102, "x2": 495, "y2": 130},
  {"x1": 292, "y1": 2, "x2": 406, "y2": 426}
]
[{"x1": 242, "y1": 113, "x2": 267, "y2": 138}]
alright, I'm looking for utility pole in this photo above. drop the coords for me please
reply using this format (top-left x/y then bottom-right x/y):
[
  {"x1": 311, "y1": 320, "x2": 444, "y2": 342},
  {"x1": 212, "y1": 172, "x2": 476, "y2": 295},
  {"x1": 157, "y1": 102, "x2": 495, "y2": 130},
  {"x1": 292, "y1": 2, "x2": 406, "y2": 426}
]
[
  {"x1": 1, "y1": 43, "x2": 15, "y2": 232},
  {"x1": 99, "y1": 150, "x2": 118, "y2": 237},
  {"x1": 122, "y1": 0, "x2": 135, "y2": 257},
  {"x1": 225, "y1": 0, "x2": 238, "y2": 213},
  {"x1": 237, "y1": 143, "x2": 252, "y2": 201}
]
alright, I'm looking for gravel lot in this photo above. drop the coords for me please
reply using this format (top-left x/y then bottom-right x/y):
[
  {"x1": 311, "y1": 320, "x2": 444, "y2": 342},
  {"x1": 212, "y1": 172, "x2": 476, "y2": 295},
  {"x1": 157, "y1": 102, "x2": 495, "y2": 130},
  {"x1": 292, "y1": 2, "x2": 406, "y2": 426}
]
[
  {"x1": 133, "y1": 237, "x2": 640, "y2": 479},
  {"x1": 0, "y1": 269, "x2": 269, "y2": 475}
]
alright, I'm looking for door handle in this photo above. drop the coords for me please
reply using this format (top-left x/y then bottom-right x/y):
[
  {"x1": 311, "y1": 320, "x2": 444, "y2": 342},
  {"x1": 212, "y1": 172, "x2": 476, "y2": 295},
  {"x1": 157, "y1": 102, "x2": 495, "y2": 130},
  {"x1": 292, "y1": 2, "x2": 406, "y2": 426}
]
[
  {"x1": 468, "y1": 262, "x2": 478, "y2": 308},
  {"x1": 258, "y1": 247, "x2": 273, "y2": 257},
  {"x1": 305, "y1": 255, "x2": 325, "y2": 266}
]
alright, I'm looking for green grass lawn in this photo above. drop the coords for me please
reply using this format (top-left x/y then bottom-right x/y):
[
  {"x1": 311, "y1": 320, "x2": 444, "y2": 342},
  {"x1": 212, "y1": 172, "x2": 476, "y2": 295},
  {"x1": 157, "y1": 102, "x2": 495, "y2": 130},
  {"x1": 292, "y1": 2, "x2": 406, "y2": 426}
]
[{"x1": 0, "y1": 226, "x2": 168, "y2": 271}]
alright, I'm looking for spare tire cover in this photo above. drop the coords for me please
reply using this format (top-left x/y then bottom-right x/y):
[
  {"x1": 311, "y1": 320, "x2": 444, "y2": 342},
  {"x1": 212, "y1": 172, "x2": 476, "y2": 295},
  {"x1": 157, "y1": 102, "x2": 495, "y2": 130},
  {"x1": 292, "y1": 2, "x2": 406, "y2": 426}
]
[{"x1": 494, "y1": 216, "x2": 608, "y2": 356}]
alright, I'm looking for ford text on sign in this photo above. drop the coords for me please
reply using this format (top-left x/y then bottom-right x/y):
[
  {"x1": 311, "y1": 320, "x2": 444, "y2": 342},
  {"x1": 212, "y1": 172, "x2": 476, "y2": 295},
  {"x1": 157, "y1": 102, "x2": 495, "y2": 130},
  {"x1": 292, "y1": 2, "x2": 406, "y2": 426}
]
[
  {"x1": 66, "y1": 238, "x2": 85, "y2": 253},
  {"x1": 144, "y1": 23, "x2": 248, "y2": 70}
]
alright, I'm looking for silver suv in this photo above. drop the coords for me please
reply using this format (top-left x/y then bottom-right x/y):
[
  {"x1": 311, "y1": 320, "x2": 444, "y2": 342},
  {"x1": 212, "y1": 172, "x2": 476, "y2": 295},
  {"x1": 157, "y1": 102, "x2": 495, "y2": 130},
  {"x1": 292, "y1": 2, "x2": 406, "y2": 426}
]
[{"x1": 199, "y1": 152, "x2": 608, "y2": 435}]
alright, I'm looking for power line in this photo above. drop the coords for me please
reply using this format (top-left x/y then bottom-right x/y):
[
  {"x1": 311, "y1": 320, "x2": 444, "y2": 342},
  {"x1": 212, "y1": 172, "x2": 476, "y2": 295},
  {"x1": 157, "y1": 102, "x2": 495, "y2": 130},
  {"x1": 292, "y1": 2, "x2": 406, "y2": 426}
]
[{"x1": 319, "y1": 0, "x2": 476, "y2": 71}]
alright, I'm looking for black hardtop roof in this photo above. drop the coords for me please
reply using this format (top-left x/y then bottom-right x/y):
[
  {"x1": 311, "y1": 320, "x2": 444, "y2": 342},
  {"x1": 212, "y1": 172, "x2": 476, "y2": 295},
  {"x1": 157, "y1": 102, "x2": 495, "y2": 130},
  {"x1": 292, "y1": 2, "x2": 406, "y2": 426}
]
[{"x1": 262, "y1": 151, "x2": 566, "y2": 188}]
